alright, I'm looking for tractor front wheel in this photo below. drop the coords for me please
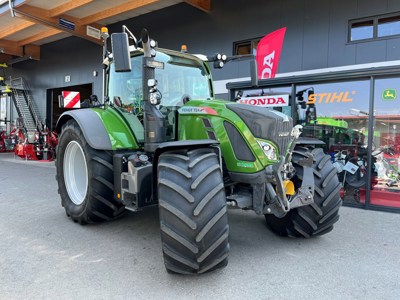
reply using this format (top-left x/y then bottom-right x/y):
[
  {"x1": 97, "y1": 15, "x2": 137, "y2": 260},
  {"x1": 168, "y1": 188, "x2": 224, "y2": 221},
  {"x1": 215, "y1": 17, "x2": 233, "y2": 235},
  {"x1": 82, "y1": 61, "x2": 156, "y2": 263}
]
[
  {"x1": 265, "y1": 146, "x2": 342, "y2": 237},
  {"x1": 56, "y1": 119, "x2": 125, "y2": 224},
  {"x1": 158, "y1": 148, "x2": 229, "y2": 274}
]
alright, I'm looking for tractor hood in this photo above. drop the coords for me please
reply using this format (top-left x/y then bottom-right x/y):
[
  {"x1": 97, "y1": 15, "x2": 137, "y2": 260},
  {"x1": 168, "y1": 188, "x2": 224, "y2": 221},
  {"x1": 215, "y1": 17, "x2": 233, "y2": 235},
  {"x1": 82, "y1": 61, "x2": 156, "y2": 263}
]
[
  {"x1": 178, "y1": 99, "x2": 294, "y2": 174},
  {"x1": 226, "y1": 103, "x2": 293, "y2": 156}
]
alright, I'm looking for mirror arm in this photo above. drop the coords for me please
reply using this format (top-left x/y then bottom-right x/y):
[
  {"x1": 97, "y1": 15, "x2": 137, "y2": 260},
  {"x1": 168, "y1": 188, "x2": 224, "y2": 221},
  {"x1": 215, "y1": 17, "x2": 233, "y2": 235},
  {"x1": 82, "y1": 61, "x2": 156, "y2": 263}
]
[
  {"x1": 122, "y1": 25, "x2": 138, "y2": 47},
  {"x1": 101, "y1": 30, "x2": 109, "y2": 105}
]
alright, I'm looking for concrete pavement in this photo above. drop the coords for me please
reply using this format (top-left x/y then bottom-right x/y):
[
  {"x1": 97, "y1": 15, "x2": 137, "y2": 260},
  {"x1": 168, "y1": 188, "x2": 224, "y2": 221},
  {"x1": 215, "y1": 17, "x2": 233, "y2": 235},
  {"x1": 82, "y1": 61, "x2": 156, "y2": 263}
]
[{"x1": 0, "y1": 153, "x2": 399, "y2": 300}]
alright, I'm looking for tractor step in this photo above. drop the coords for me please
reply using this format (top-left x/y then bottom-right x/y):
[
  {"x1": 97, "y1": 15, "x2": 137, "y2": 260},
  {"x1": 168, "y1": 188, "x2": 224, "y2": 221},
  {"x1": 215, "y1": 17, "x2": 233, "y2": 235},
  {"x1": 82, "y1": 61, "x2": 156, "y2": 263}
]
[{"x1": 114, "y1": 152, "x2": 154, "y2": 210}]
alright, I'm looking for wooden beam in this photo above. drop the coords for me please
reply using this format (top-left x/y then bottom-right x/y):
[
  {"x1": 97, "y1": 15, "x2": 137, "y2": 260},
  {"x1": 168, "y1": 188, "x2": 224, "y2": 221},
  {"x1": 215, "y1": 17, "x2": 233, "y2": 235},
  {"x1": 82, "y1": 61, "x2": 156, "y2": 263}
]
[
  {"x1": 0, "y1": 39, "x2": 40, "y2": 60},
  {"x1": 0, "y1": 53, "x2": 12, "y2": 64},
  {"x1": 0, "y1": 20, "x2": 35, "y2": 39},
  {"x1": 184, "y1": 0, "x2": 210, "y2": 12},
  {"x1": 0, "y1": 39, "x2": 23, "y2": 57},
  {"x1": 80, "y1": 0, "x2": 161, "y2": 25},
  {"x1": 49, "y1": 0, "x2": 93, "y2": 17},
  {"x1": 17, "y1": 28, "x2": 62, "y2": 46},
  {"x1": 24, "y1": 44, "x2": 40, "y2": 60},
  {"x1": 13, "y1": 4, "x2": 103, "y2": 45}
]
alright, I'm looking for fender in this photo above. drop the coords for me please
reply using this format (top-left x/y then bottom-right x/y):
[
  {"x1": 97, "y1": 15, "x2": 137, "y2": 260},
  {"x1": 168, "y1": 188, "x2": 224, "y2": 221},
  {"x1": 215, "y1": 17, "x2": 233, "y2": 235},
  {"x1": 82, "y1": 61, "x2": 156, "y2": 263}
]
[
  {"x1": 296, "y1": 137, "x2": 325, "y2": 146},
  {"x1": 56, "y1": 108, "x2": 140, "y2": 150}
]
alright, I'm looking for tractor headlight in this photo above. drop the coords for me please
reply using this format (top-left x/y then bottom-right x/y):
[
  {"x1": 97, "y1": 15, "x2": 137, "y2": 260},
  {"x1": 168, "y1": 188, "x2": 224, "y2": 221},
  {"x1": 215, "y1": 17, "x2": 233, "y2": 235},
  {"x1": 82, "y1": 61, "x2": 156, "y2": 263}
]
[{"x1": 257, "y1": 140, "x2": 278, "y2": 161}]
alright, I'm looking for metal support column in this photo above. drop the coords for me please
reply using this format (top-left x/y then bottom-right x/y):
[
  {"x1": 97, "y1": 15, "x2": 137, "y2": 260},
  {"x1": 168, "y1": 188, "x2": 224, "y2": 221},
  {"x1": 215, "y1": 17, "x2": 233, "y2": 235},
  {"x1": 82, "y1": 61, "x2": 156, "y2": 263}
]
[{"x1": 365, "y1": 76, "x2": 376, "y2": 209}]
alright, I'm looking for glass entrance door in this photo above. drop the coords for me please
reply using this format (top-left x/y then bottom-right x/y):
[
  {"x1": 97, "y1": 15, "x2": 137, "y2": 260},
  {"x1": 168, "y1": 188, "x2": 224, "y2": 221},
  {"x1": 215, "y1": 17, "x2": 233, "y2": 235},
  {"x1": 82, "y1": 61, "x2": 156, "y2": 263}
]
[
  {"x1": 371, "y1": 78, "x2": 400, "y2": 208},
  {"x1": 297, "y1": 80, "x2": 370, "y2": 205}
]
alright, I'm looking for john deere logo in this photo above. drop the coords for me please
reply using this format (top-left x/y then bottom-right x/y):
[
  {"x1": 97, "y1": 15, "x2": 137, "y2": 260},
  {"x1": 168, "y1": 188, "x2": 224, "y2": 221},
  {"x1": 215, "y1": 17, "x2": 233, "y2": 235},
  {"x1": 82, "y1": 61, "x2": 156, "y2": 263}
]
[{"x1": 382, "y1": 89, "x2": 397, "y2": 100}]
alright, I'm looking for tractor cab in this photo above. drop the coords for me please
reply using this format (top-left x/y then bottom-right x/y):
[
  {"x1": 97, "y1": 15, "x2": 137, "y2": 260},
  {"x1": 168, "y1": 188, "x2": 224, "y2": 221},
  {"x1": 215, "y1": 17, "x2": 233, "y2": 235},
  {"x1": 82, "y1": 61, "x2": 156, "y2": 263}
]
[{"x1": 106, "y1": 48, "x2": 214, "y2": 143}]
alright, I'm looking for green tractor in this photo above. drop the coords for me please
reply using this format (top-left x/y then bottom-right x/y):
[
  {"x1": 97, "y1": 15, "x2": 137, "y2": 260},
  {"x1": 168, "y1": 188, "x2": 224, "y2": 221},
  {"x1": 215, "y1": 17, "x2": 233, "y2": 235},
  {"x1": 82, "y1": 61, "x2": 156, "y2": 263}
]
[{"x1": 55, "y1": 27, "x2": 342, "y2": 275}]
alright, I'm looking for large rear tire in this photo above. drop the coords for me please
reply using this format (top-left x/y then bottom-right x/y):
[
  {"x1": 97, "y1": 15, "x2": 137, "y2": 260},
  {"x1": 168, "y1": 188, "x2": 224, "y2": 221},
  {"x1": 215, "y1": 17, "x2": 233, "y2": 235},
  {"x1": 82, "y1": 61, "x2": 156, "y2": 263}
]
[
  {"x1": 158, "y1": 148, "x2": 229, "y2": 274},
  {"x1": 265, "y1": 146, "x2": 342, "y2": 238},
  {"x1": 56, "y1": 119, "x2": 125, "y2": 224}
]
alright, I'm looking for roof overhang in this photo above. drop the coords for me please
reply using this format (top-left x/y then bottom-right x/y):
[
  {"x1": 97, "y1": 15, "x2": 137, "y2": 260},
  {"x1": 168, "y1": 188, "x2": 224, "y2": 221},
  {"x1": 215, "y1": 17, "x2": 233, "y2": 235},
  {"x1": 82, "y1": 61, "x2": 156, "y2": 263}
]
[{"x1": 0, "y1": 0, "x2": 211, "y2": 64}]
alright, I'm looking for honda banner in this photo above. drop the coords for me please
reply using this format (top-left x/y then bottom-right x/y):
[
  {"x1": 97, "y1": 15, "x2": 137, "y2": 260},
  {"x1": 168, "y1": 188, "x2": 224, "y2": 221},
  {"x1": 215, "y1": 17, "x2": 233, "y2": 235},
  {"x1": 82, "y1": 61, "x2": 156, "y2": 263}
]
[
  {"x1": 256, "y1": 27, "x2": 286, "y2": 79},
  {"x1": 237, "y1": 94, "x2": 289, "y2": 107}
]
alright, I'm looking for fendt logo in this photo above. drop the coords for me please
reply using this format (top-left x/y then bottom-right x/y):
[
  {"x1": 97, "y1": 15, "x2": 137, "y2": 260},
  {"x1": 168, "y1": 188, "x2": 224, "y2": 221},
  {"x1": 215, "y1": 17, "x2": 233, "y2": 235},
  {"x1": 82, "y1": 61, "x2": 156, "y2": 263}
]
[
  {"x1": 178, "y1": 106, "x2": 218, "y2": 115},
  {"x1": 237, "y1": 94, "x2": 289, "y2": 107}
]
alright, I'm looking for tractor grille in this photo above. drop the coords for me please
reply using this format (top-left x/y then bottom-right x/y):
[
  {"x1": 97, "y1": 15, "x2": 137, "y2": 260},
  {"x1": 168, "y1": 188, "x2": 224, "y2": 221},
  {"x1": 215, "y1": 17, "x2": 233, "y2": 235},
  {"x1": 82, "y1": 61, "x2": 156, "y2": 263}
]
[
  {"x1": 227, "y1": 104, "x2": 293, "y2": 156},
  {"x1": 224, "y1": 121, "x2": 256, "y2": 162}
]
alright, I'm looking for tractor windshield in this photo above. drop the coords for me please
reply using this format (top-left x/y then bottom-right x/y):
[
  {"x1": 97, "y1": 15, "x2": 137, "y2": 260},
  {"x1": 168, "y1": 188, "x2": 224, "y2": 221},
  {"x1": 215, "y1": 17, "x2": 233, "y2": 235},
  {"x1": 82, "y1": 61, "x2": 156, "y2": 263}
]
[{"x1": 108, "y1": 51, "x2": 212, "y2": 115}]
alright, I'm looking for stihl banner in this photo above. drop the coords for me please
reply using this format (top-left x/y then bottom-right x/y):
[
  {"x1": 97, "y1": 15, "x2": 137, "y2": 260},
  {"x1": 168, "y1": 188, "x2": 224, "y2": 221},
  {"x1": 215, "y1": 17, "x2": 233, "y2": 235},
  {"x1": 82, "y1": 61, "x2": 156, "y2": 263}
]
[
  {"x1": 256, "y1": 27, "x2": 286, "y2": 79},
  {"x1": 237, "y1": 95, "x2": 289, "y2": 107},
  {"x1": 62, "y1": 91, "x2": 81, "y2": 109}
]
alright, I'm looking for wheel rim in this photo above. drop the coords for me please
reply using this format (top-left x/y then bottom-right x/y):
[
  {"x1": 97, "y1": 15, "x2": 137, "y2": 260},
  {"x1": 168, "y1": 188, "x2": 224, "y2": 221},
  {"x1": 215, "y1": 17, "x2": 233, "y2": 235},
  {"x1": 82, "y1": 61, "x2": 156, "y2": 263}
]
[{"x1": 63, "y1": 141, "x2": 88, "y2": 205}]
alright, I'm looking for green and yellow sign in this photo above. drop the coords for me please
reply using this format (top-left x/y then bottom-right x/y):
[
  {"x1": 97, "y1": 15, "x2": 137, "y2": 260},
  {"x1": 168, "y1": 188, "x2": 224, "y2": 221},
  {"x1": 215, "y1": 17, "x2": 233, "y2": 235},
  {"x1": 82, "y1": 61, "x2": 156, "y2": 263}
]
[{"x1": 382, "y1": 89, "x2": 397, "y2": 100}]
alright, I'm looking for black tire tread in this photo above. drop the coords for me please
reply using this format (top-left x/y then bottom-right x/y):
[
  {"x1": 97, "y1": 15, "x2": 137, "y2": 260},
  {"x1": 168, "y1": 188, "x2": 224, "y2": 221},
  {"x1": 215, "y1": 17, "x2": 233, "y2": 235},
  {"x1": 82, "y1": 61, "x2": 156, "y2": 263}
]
[
  {"x1": 158, "y1": 148, "x2": 229, "y2": 274},
  {"x1": 265, "y1": 146, "x2": 342, "y2": 238},
  {"x1": 56, "y1": 119, "x2": 125, "y2": 224}
]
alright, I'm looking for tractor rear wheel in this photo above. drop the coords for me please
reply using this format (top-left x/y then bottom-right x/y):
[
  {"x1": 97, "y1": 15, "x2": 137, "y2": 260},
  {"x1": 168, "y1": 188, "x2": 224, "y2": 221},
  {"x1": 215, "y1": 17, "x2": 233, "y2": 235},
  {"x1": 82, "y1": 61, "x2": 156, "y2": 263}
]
[
  {"x1": 56, "y1": 119, "x2": 125, "y2": 224},
  {"x1": 158, "y1": 148, "x2": 229, "y2": 274},
  {"x1": 265, "y1": 146, "x2": 342, "y2": 237}
]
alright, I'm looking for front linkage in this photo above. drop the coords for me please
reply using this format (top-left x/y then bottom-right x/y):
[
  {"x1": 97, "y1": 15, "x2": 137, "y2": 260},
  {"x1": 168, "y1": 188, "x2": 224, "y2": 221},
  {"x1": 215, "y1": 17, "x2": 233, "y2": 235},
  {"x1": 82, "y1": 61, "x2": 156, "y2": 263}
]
[
  {"x1": 226, "y1": 123, "x2": 315, "y2": 218},
  {"x1": 264, "y1": 124, "x2": 315, "y2": 216}
]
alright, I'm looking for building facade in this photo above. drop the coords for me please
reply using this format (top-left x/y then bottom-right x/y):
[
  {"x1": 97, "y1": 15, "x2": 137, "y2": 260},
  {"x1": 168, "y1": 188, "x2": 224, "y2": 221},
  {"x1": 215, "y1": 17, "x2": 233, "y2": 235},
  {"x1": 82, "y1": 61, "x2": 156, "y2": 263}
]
[{"x1": 1, "y1": 0, "x2": 400, "y2": 211}]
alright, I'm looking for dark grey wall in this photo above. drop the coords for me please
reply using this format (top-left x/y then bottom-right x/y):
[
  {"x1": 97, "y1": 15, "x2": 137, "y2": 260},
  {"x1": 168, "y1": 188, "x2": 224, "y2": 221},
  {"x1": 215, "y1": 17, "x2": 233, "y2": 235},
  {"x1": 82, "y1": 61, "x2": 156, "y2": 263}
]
[
  {"x1": 5, "y1": 0, "x2": 400, "y2": 118},
  {"x1": 5, "y1": 38, "x2": 103, "y2": 120}
]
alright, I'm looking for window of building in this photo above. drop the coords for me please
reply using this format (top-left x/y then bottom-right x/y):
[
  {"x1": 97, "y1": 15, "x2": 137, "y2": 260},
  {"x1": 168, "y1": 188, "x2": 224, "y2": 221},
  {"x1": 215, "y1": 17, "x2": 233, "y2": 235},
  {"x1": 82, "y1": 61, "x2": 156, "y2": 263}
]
[
  {"x1": 378, "y1": 15, "x2": 400, "y2": 37},
  {"x1": 233, "y1": 38, "x2": 260, "y2": 55},
  {"x1": 372, "y1": 78, "x2": 400, "y2": 208},
  {"x1": 228, "y1": 73, "x2": 400, "y2": 212},
  {"x1": 349, "y1": 13, "x2": 400, "y2": 42},
  {"x1": 350, "y1": 20, "x2": 374, "y2": 41}
]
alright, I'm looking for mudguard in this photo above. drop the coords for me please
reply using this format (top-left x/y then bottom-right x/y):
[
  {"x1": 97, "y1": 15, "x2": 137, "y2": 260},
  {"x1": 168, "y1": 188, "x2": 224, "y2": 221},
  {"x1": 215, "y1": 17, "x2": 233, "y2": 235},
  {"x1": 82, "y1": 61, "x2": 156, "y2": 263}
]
[
  {"x1": 56, "y1": 108, "x2": 140, "y2": 150},
  {"x1": 296, "y1": 137, "x2": 325, "y2": 146}
]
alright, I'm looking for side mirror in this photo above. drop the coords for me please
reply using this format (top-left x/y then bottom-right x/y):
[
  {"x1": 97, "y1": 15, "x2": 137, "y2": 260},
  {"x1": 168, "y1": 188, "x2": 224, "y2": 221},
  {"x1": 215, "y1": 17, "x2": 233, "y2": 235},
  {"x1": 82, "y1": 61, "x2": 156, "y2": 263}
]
[
  {"x1": 349, "y1": 108, "x2": 369, "y2": 116},
  {"x1": 111, "y1": 32, "x2": 132, "y2": 72},
  {"x1": 234, "y1": 90, "x2": 243, "y2": 101}
]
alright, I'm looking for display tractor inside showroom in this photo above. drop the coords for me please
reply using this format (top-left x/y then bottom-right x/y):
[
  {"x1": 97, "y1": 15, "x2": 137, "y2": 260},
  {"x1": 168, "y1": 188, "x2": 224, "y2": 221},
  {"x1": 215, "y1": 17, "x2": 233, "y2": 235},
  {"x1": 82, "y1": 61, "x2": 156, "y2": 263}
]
[{"x1": 55, "y1": 26, "x2": 342, "y2": 275}]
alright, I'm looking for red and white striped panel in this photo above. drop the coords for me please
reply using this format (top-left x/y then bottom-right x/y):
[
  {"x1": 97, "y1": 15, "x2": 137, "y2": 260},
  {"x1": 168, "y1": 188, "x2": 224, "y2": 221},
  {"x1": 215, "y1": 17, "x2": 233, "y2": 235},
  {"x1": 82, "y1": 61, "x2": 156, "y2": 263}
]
[{"x1": 62, "y1": 91, "x2": 81, "y2": 109}]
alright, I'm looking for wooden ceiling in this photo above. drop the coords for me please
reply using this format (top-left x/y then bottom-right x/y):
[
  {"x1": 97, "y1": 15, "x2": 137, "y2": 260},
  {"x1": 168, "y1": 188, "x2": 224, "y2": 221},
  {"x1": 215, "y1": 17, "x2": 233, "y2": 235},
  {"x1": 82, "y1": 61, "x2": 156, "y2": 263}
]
[{"x1": 0, "y1": 0, "x2": 211, "y2": 64}]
